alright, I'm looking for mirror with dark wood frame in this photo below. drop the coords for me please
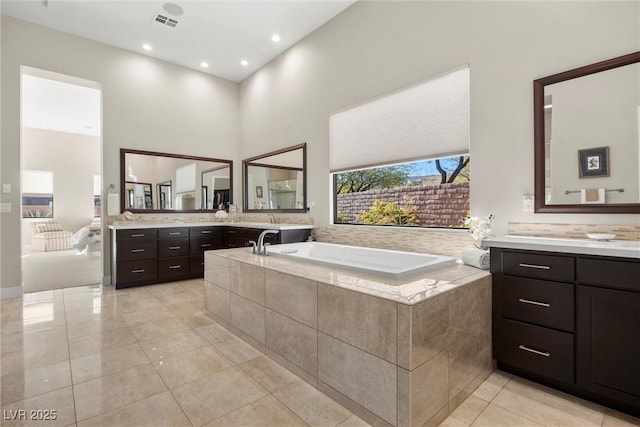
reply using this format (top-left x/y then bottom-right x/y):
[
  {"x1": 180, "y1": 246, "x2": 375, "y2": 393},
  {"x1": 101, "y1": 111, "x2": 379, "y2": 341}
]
[
  {"x1": 242, "y1": 143, "x2": 307, "y2": 213},
  {"x1": 120, "y1": 149, "x2": 233, "y2": 213},
  {"x1": 534, "y1": 51, "x2": 640, "y2": 213}
]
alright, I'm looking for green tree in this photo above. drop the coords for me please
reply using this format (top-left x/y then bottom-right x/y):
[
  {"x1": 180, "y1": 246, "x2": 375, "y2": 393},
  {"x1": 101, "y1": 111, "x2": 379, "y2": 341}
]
[
  {"x1": 360, "y1": 200, "x2": 418, "y2": 225},
  {"x1": 336, "y1": 164, "x2": 413, "y2": 194}
]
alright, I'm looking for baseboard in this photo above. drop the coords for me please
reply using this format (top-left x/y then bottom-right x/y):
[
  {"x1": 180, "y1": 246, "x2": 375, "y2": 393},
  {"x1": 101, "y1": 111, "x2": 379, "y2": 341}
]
[{"x1": 0, "y1": 285, "x2": 24, "y2": 299}]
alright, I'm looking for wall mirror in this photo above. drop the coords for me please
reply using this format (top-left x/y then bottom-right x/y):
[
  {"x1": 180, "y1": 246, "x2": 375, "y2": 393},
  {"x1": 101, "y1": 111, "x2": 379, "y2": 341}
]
[
  {"x1": 120, "y1": 149, "x2": 233, "y2": 213},
  {"x1": 534, "y1": 51, "x2": 640, "y2": 213},
  {"x1": 243, "y1": 143, "x2": 307, "y2": 212}
]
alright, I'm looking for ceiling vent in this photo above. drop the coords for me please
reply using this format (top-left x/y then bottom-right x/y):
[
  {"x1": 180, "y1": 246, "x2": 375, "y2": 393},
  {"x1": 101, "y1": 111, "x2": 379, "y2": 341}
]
[{"x1": 152, "y1": 13, "x2": 179, "y2": 28}]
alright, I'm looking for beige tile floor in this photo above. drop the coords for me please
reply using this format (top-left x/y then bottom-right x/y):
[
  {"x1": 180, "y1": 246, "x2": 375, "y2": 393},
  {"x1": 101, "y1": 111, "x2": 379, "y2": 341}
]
[{"x1": 1, "y1": 279, "x2": 639, "y2": 427}]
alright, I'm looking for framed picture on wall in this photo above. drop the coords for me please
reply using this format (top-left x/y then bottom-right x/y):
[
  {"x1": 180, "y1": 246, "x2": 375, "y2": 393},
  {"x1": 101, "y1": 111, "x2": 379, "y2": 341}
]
[
  {"x1": 256, "y1": 185, "x2": 263, "y2": 198},
  {"x1": 578, "y1": 146, "x2": 609, "y2": 178}
]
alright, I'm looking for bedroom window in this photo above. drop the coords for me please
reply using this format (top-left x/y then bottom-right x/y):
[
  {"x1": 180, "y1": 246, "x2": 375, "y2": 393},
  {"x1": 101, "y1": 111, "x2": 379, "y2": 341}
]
[{"x1": 329, "y1": 66, "x2": 470, "y2": 228}]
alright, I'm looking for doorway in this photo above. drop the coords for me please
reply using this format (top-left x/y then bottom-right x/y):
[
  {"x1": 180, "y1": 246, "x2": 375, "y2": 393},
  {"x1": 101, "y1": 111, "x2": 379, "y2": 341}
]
[{"x1": 20, "y1": 67, "x2": 103, "y2": 293}]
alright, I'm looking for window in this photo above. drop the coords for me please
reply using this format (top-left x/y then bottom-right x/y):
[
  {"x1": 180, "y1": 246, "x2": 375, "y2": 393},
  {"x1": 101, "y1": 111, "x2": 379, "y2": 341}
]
[
  {"x1": 330, "y1": 66, "x2": 470, "y2": 228},
  {"x1": 22, "y1": 170, "x2": 54, "y2": 218},
  {"x1": 22, "y1": 193, "x2": 54, "y2": 218},
  {"x1": 334, "y1": 155, "x2": 469, "y2": 227}
]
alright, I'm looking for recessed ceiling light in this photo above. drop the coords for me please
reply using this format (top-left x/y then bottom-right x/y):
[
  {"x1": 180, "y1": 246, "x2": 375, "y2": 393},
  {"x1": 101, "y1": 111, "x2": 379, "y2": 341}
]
[
  {"x1": 162, "y1": 2, "x2": 184, "y2": 16},
  {"x1": 143, "y1": 44, "x2": 152, "y2": 51},
  {"x1": 271, "y1": 34, "x2": 281, "y2": 43},
  {"x1": 200, "y1": 62, "x2": 209, "y2": 68},
  {"x1": 240, "y1": 60, "x2": 249, "y2": 67}
]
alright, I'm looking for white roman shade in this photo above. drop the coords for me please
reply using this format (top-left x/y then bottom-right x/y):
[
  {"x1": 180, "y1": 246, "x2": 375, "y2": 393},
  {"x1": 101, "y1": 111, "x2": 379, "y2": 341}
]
[
  {"x1": 23, "y1": 170, "x2": 54, "y2": 193},
  {"x1": 329, "y1": 66, "x2": 470, "y2": 172},
  {"x1": 175, "y1": 163, "x2": 196, "y2": 193}
]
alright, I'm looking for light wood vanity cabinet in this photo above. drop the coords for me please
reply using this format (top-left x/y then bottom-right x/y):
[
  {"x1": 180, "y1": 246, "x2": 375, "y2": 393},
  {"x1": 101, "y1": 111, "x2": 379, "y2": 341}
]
[{"x1": 491, "y1": 248, "x2": 640, "y2": 417}]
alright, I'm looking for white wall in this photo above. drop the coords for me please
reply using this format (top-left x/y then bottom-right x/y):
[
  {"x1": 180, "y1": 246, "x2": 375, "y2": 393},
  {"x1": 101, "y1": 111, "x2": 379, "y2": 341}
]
[
  {"x1": 239, "y1": 1, "x2": 640, "y2": 232},
  {"x1": 21, "y1": 128, "x2": 100, "y2": 246},
  {"x1": 1, "y1": 15, "x2": 240, "y2": 297}
]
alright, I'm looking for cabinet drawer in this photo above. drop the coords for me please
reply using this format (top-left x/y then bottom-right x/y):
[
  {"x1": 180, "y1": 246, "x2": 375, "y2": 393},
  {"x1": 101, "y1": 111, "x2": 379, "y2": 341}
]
[
  {"x1": 577, "y1": 258, "x2": 640, "y2": 292},
  {"x1": 503, "y1": 251, "x2": 574, "y2": 282},
  {"x1": 158, "y1": 257, "x2": 190, "y2": 278},
  {"x1": 116, "y1": 228, "x2": 157, "y2": 241},
  {"x1": 190, "y1": 254, "x2": 205, "y2": 274},
  {"x1": 116, "y1": 259, "x2": 157, "y2": 283},
  {"x1": 117, "y1": 240, "x2": 157, "y2": 261},
  {"x1": 190, "y1": 236, "x2": 223, "y2": 254},
  {"x1": 158, "y1": 227, "x2": 189, "y2": 239},
  {"x1": 190, "y1": 226, "x2": 219, "y2": 237},
  {"x1": 158, "y1": 238, "x2": 189, "y2": 258},
  {"x1": 495, "y1": 319, "x2": 574, "y2": 384},
  {"x1": 500, "y1": 276, "x2": 574, "y2": 332}
]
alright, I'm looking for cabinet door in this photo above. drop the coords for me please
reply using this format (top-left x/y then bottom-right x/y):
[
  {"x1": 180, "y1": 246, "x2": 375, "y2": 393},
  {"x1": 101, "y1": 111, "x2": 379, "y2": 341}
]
[{"x1": 577, "y1": 285, "x2": 640, "y2": 411}]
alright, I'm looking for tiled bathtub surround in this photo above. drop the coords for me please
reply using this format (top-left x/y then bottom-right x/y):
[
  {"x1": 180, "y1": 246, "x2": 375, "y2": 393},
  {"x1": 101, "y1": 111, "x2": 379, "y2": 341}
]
[
  {"x1": 508, "y1": 223, "x2": 640, "y2": 241},
  {"x1": 204, "y1": 249, "x2": 492, "y2": 427},
  {"x1": 312, "y1": 225, "x2": 476, "y2": 258}
]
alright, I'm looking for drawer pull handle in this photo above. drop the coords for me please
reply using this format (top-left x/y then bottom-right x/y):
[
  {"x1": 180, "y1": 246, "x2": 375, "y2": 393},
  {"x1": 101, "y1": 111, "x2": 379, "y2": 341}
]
[
  {"x1": 169, "y1": 246, "x2": 181, "y2": 250},
  {"x1": 168, "y1": 265, "x2": 182, "y2": 269},
  {"x1": 168, "y1": 232, "x2": 181, "y2": 236},
  {"x1": 201, "y1": 230, "x2": 212, "y2": 234},
  {"x1": 201, "y1": 244, "x2": 212, "y2": 247},
  {"x1": 518, "y1": 263, "x2": 551, "y2": 270},
  {"x1": 131, "y1": 249, "x2": 145, "y2": 253},
  {"x1": 518, "y1": 298, "x2": 551, "y2": 308},
  {"x1": 131, "y1": 233, "x2": 145, "y2": 237},
  {"x1": 519, "y1": 345, "x2": 550, "y2": 357},
  {"x1": 131, "y1": 269, "x2": 145, "y2": 273}
]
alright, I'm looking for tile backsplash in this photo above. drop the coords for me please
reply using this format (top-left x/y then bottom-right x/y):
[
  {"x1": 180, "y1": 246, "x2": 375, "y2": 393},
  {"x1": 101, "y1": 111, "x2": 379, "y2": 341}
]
[
  {"x1": 312, "y1": 225, "x2": 476, "y2": 258},
  {"x1": 507, "y1": 222, "x2": 640, "y2": 241}
]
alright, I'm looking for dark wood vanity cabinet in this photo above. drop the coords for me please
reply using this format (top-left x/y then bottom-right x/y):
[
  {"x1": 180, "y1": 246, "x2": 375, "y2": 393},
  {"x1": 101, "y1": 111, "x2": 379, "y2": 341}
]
[
  {"x1": 492, "y1": 249, "x2": 576, "y2": 385},
  {"x1": 114, "y1": 228, "x2": 158, "y2": 287},
  {"x1": 189, "y1": 227, "x2": 224, "y2": 274},
  {"x1": 157, "y1": 227, "x2": 190, "y2": 280},
  {"x1": 491, "y1": 248, "x2": 640, "y2": 416},
  {"x1": 112, "y1": 226, "x2": 224, "y2": 288},
  {"x1": 112, "y1": 225, "x2": 310, "y2": 289},
  {"x1": 576, "y1": 257, "x2": 640, "y2": 413}
]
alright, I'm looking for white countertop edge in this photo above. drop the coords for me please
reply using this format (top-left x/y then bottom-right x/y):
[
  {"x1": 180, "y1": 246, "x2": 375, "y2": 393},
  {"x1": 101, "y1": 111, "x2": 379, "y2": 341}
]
[
  {"x1": 108, "y1": 222, "x2": 313, "y2": 231},
  {"x1": 482, "y1": 235, "x2": 640, "y2": 259}
]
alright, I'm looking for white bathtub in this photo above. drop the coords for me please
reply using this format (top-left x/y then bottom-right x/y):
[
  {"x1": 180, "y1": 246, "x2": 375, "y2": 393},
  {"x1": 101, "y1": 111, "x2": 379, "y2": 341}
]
[{"x1": 267, "y1": 242, "x2": 457, "y2": 278}]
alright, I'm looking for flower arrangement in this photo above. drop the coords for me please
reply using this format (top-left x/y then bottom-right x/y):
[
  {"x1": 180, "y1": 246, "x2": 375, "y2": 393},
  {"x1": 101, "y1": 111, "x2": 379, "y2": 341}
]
[
  {"x1": 462, "y1": 213, "x2": 494, "y2": 250},
  {"x1": 215, "y1": 209, "x2": 228, "y2": 221}
]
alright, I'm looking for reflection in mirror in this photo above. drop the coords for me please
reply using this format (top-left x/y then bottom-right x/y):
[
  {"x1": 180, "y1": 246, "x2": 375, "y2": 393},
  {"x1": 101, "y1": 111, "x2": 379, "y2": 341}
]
[
  {"x1": 157, "y1": 181, "x2": 172, "y2": 210},
  {"x1": 125, "y1": 182, "x2": 152, "y2": 209},
  {"x1": 120, "y1": 149, "x2": 233, "y2": 213},
  {"x1": 243, "y1": 143, "x2": 307, "y2": 212},
  {"x1": 201, "y1": 166, "x2": 230, "y2": 210},
  {"x1": 534, "y1": 51, "x2": 640, "y2": 213}
]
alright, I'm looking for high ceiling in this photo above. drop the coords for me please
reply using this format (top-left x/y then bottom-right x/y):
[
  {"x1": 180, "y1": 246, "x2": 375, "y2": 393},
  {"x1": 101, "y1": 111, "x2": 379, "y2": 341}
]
[{"x1": 2, "y1": 0, "x2": 355, "y2": 82}]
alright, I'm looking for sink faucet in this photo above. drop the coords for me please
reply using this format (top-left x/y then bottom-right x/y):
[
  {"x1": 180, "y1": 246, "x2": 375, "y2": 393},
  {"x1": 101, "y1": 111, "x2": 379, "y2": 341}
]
[{"x1": 254, "y1": 229, "x2": 280, "y2": 255}]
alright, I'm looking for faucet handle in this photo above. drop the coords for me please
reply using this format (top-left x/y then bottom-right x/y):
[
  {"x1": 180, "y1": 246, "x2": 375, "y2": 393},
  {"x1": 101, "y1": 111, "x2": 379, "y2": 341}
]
[
  {"x1": 248, "y1": 240, "x2": 257, "y2": 254},
  {"x1": 262, "y1": 242, "x2": 271, "y2": 255}
]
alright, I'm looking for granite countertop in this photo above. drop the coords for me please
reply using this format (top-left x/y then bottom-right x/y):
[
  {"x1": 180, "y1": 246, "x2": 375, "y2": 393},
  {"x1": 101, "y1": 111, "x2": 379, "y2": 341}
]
[
  {"x1": 108, "y1": 221, "x2": 313, "y2": 231},
  {"x1": 206, "y1": 247, "x2": 490, "y2": 305},
  {"x1": 482, "y1": 235, "x2": 640, "y2": 259}
]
